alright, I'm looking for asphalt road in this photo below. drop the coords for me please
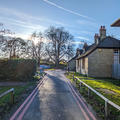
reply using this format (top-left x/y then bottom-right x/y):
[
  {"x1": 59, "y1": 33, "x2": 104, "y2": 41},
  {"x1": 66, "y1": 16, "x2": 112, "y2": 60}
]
[{"x1": 12, "y1": 70, "x2": 97, "y2": 120}]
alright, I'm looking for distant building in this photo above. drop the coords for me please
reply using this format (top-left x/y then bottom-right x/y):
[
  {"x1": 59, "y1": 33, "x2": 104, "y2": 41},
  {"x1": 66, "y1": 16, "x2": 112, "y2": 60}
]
[
  {"x1": 67, "y1": 48, "x2": 83, "y2": 71},
  {"x1": 76, "y1": 26, "x2": 120, "y2": 79}
]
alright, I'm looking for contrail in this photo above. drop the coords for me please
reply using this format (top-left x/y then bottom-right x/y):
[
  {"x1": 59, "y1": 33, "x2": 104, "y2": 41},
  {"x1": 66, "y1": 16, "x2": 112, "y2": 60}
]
[{"x1": 43, "y1": 0, "x2": 94, "y2": 20}]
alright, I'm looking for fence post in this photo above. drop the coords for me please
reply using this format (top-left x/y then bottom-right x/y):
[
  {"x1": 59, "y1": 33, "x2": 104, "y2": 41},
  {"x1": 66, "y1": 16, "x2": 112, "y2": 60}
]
[
  {"x1": 88, "y1": 88, "x2": 90, "y2": 97},
  {"x1": 11, "y1": 90, "x2": 14, "y2": 104},
  {"x1": 79, "y1": 82, "x2": 81, "y2": 90},
  {"x1": 73, "y1": 74, "x2": 74, "y2": 81},
  {"x1": 105, "y1": 101, "x2": 108, "y2": 119},
  {"x1": 75, "y1": 78, "x2": 77, "y2": 85}
]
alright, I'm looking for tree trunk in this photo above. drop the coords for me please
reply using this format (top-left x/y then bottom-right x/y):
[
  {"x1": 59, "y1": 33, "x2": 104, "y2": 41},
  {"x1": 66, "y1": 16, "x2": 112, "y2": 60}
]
[
  {"x1": 38, "y1": 57, "x2": 40, "y2": 66},
  {"x1": 55, "y1": 58, "x2": 59, "y2": 67}
]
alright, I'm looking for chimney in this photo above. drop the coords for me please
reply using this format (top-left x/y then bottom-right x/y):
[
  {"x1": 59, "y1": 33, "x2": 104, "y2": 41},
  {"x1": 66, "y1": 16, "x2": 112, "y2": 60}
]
[
  {"x1": 99, "y1": 26, "x2": 106, "y2": 40},
  {"x1": 76, "y1": 48, "x2": 80, "y2": 55},
  {"x1": 94, "y1": 33, "x2": 99, "y2": 44},
  {"x1": 83, "y1": 42, "x2": 88, "y2": 52}
]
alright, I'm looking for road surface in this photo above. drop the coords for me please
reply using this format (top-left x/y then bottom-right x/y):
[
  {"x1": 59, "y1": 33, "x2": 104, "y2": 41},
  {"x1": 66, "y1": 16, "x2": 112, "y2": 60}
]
[{"x1": 10, "y1": 70, "x2": 97, "y2": 120}]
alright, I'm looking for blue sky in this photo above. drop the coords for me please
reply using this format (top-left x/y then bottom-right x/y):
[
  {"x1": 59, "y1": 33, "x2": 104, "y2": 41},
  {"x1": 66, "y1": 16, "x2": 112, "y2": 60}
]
[{"x1": 0, "y1": 0, "x2": 120, "y2": 46}]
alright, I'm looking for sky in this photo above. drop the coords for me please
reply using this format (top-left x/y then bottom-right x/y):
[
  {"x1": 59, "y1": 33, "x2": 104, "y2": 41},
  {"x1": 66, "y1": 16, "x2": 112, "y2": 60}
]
[{"x1": 0, "y1": 0, "x2": 120, "y2": 47}]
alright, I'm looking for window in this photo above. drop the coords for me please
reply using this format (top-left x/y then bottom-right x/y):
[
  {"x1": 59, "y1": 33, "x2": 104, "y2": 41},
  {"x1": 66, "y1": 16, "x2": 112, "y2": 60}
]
[
  {"x1": 114, "y1": 49, "x2": 118, "y2": 53},
  {"x1": 114, "y1": 49, "x2": 120, "y2": 64}
]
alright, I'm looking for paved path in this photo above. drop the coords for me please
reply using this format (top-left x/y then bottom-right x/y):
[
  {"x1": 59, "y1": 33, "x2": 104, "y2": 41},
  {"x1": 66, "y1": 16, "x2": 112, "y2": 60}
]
[{"x1": 10, "y1": 70, "x2": 97, "y2": 120}]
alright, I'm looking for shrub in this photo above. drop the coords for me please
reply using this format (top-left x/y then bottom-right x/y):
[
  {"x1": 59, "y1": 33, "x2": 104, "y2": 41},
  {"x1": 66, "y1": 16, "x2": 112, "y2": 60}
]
[{"x1": 0, "y1": 59, "x2": 37, "y2": 82}]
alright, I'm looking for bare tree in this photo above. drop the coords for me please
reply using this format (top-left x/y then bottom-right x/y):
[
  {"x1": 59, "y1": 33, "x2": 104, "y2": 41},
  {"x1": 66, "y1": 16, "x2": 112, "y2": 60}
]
[
  {"x1": 1, "y1": 37, "x2": 27, "y2": 58},
  {"x1": 45, "y1": 26, "x2": 74, "y2": 66},
  {"x1": 26, "y1": 32, "x2": 44, "y2": 65},
  {"x1": 36, "y1": 32, "x2": 44, "y2": 65}
]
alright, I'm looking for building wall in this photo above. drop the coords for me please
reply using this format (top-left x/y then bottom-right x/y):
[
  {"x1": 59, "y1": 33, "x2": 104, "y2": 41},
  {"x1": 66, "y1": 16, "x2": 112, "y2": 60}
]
[
  {"x1": 68, "y1": 59, "x2": 76, "y2": 71},
  {"x1": 76, "y1": 59, "x2": 80, "y2": 72},
  {"x1": 81, "y1": 57, "x2": 88, "y2": 75},
  {"x1": 76, "y1": 57, "x2": 88, "y2": 75},
  {"x1": 88, "y1": 48, "x2": 114, "y2": 78}
]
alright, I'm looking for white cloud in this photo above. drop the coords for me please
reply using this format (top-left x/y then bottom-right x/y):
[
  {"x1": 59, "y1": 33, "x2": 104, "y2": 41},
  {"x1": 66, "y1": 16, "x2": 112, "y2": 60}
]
[
  {"x1": 0, "y1": 7, "x2": 67, "y2": 26},
  {"x1": 80, "y1": 31, "x2": 92, "y2": 35},
  {"x1": 10, "y1": 19, "x2": 46, "y2": 31},
  {"x1": 71, "y1": 41, "x2": 84, "y2": 45},
  {"x1": 43, "y1": 0, "x2": 94, "y2": 20},
  {"x1": 77, "y1": 20, "x2": 98, "y2": 28},
  {"x1": 0, "y1": 7, "x2": 68, "y2": 39},
  {"x1": 76, "y1": 36, "x2": 89, "y2": 41},
  {"x1": 15, "y1": 33, "x2": 30, "y2": 40},
  {"x1": 0, "y1": 17, "x2": 47, "y2": 37}
]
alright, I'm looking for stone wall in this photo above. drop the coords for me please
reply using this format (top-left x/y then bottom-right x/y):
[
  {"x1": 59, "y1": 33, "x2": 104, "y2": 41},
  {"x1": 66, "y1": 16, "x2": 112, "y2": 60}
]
[{"x1": 88, "y1": 48, "x2": 114, "y2": 78}]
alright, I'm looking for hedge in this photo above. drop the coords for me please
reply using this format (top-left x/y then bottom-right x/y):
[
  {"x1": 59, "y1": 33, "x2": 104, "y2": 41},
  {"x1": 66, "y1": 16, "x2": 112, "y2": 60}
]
[{"x1": 0, "y1": 59, "x2": 37, "y2": 82}]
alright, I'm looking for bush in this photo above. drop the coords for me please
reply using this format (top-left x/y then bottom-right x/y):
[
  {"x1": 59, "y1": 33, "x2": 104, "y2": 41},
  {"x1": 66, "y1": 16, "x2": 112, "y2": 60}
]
[{"x1": 0, "y1": 59, "x2": 37, "y2": 82}]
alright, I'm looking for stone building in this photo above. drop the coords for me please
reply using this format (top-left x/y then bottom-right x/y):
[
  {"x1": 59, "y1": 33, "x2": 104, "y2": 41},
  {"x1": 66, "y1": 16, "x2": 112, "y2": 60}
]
[
  {"x1": 76, "y1": 26, "x2": 120, "y2": 79},
  {"x1": 67, "y1": 48, "x2": 83, "y2": 71}
]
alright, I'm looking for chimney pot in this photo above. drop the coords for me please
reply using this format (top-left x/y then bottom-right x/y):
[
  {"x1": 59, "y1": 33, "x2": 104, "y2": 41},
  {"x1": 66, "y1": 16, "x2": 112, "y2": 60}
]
[
  {"x1": 99, "y1": 25, "x2": 106, "y2": 40},
  {"x1": 103, "y1": 26, "x2": 105, "y2": 29},
  {"x1": 94, "y1": 33, "x2": 99, "y2": 44}
]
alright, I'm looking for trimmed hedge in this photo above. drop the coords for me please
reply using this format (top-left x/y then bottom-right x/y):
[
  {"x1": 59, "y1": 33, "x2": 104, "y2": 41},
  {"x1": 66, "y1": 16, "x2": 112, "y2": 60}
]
[{"x1": 0, "y1": 59, "x2": 37, "y2": 81}]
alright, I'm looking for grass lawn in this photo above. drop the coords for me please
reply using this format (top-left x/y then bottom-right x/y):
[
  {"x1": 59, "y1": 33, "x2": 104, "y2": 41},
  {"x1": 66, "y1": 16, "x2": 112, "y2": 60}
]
[
  {"x1": 45, "y1": 68, "x2": 56, "y2": 71},
  {"x1": 0, "y1": 82, "x2": 36, "y2": 106},
  {"x1": 65, "y1": 72, "x2": 120, "y2": 120},
  {"x1": 0, "y1": 81, "x2": 37, "y2": 120},
  {"x1": 0, "y1": 70, "x2": 45, "y2": 119}
]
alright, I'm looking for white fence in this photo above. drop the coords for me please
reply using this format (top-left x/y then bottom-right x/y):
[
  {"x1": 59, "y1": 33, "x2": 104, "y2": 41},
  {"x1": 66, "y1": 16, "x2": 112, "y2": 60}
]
[{"x1": 73, "y1": 76, "x2": 120, "y2": 118}]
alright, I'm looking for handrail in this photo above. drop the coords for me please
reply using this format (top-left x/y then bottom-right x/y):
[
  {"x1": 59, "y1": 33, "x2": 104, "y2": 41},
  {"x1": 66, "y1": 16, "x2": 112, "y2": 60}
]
[
  {"x1": 76, "y1": 77, "x2": 120, "y2": 111},
  {"x1": 73, "y1": 76, "x2": 120, "y2": 118},
  {"x1": 0, "y1": 88, "x2": 14, "y2": 104}
]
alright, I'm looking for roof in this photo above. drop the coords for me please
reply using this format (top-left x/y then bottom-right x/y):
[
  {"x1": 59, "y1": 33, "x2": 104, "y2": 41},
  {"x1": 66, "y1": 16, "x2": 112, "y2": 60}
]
[
  {"x1": 68, "y1": 55, "x2": 78, "y2": 62},
  {"x1": 111, "y1": 18, "x2": 120, "y2": 27},
  {"x1": 79, "y1": 49, "x2": 84, "y2": 54},
  {"x1": 98, "y1": 36, "x2": 120, "y2": 48},
  {"x1": 77, "y1": 36, "x2": 120, "y2": 59}
]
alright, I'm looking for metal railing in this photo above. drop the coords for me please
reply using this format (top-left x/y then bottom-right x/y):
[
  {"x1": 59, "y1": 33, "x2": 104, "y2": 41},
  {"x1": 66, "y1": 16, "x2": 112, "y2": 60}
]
[
  {"x1": 73, "y1": 75, "x2": 120, "y2": 118},
  {"x1": 0, "y1": 88, "x2": 14, "y2": 104}
]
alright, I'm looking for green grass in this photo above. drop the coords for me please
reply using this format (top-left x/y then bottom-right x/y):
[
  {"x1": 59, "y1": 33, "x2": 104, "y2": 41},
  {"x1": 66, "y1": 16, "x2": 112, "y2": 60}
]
[
  {"x1": 0, "y1": 70, "x2": 45, "y2": 106},
  {"x1": 65, "y1": 72, "x2": 120, "y2": 120},
  {"x1": 0, "y1": 81, "x2": 37, "y2": 120},
  {"x1": 0, "y1": 70, "x2": 45, "y2": 119},
  {"x1": 66, "y1": 72, "x2": 120, "y2": 105},
  {"x1": 0, "y1": 82, "x2": 36, "y2": 106},
  {"x1": 45, "y1": 68, "x2": 56, "y2": 71}
]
